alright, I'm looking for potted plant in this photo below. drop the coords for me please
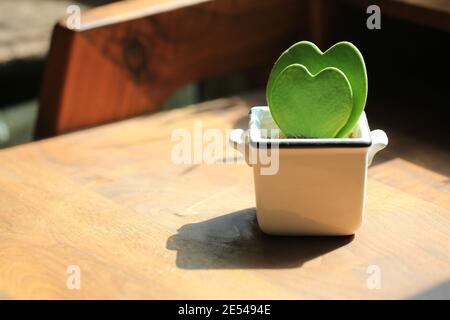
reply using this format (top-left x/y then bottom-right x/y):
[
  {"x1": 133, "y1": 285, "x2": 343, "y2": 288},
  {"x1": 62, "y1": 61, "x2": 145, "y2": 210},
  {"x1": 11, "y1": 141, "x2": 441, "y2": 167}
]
[{"x1": 229, "y1": 41, "x2": 388, "y2": 236}]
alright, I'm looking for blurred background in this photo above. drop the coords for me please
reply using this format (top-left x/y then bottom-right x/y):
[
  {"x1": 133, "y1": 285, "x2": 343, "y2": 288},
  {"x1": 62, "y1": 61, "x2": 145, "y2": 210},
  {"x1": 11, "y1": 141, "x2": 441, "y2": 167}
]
[
  {"x1": 0, "y1": 0, "x2": 114, "y2": 147},
  {"x1": 0, "y1": 0, "x2": 449, "y2": 150}
]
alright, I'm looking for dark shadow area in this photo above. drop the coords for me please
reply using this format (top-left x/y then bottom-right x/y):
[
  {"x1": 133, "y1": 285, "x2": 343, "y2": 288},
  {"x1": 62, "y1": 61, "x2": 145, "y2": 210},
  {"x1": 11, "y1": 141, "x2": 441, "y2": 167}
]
[
  {"x1": 408, "y1": 280, "x2": 450, "y2": 300},
  {"x1": 166, "y1": 208, "x2": 353, "y2": 269},
  {"x1": 0, "y1": 59, "x2": 43, "y2": 108}
]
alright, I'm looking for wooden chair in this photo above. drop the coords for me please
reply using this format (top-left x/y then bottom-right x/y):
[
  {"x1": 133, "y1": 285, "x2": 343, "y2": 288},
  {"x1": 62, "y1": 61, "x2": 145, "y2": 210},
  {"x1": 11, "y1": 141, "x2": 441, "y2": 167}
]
[{"x1": 36, "y1": 0, "x2": 450, "y2": 138}]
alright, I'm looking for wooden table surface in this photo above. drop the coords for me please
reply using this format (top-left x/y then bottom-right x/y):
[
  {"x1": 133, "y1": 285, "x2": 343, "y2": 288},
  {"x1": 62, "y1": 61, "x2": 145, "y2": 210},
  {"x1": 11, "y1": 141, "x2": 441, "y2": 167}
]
[{"x1": 0, "y1": 93, "x2": 449, "y2": 299}]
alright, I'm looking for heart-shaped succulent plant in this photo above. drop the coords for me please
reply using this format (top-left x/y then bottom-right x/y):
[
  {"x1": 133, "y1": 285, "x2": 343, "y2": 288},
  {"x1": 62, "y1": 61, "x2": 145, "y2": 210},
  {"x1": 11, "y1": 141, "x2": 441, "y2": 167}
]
[{"x1": 266, "y1": 41, "x2": 367, "y2": 138}]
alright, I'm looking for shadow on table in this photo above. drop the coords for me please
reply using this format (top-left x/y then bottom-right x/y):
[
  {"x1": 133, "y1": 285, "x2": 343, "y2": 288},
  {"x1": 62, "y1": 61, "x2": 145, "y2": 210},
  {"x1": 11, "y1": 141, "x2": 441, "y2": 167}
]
[
  {"x1": 408, "y1": 280, "x2": 450, "y2": 300},
  {"x1": 166, "y1": 208, "x2": 353, "y2": 269}
]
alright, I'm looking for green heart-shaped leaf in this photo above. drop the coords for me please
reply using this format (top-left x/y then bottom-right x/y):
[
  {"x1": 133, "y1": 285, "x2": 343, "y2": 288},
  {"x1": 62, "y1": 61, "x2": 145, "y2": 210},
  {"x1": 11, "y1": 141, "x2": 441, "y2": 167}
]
[
  {"x1": 270, "y1": 64, "x2": 353, "y2": 138},
  {"x1": 267, "y1": 41, "x2": 367, "y2": 137}
]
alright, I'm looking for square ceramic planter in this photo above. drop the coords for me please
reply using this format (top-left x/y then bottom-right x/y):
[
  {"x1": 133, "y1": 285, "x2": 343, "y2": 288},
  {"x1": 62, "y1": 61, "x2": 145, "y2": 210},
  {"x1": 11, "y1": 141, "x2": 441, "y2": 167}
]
[{"x1": 229, "y1": 106, "x2": 388, "y2": 236}]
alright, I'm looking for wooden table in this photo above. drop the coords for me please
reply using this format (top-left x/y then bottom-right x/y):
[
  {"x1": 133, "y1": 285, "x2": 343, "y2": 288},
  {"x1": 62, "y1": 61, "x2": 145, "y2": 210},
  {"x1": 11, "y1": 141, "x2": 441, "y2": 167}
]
[{"x1": 0, "y1": 93, "x2": 449, "y2": 299}]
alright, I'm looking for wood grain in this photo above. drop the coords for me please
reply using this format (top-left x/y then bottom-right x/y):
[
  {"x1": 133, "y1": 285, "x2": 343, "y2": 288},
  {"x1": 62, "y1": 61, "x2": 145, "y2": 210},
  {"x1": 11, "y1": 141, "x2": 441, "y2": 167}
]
[
  {"x1": 37, "y1": 0, "x2": 307, "y2": 138},
  {"x1": 2, "y1": 93, "x2": 450, "y2": 299}
]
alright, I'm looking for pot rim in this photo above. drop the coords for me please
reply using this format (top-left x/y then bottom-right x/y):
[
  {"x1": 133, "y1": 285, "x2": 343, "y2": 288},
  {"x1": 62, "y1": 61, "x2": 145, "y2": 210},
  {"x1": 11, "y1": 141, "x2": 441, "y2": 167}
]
[{"x1": 249, "y1": 106, "x2": 372, "y2": 148}]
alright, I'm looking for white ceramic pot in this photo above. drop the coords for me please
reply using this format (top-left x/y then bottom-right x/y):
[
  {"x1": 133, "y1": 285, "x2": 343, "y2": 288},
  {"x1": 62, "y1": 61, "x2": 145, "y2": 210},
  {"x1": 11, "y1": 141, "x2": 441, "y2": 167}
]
[{"x1": 229, "y1": 106, "x2": 388, "y2": 236}]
